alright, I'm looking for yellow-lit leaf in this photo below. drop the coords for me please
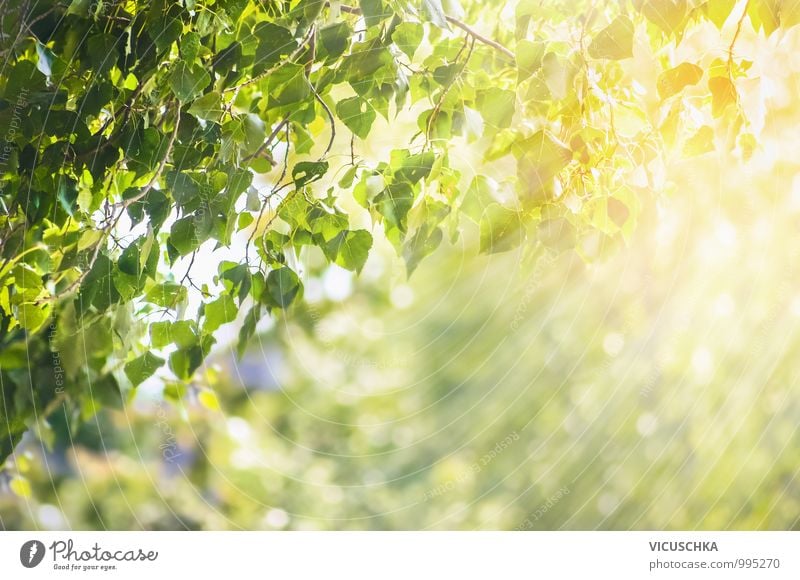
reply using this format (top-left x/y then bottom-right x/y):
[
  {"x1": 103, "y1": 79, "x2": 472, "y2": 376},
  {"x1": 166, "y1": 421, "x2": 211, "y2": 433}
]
[
  {"x1": 705, "y1": 0, "x2": 735, "y2": 28},
  {"x1": 588, "y1": 16, "x2": 634, "y2": 60},
  {"x1": 684, "y1": 125, "x2": 715, "y2": 156},
  {"x1": 9, "y1": 475, "x2": 32, "y2": 498},
  {"x1": 639, "y1": 0, "x2": 687, "y2": 35},
  {"x1": 198, "y1": 389, "x2": 221, "y2": 412},
  {"x1": 709, "y1": 76, "x2": 737, "y2": 117},
  {"x1": 657, "y1": 62, "x2": 703, "y2": 99}
]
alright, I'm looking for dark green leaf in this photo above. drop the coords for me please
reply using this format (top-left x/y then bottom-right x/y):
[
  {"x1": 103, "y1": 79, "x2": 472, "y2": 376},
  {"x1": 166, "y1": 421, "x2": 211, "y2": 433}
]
[
  {"x1": 264, "y1": 267, "x2": 302, "y2": 308},
  {"x1": 169, "y1": 60, "x2": 211, "y2": 102}
]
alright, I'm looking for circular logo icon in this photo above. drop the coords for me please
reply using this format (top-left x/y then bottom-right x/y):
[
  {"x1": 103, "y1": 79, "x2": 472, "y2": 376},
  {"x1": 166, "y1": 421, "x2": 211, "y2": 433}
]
[{"x1": 20, "y1": 540, "x2": 46, "y2": 568}]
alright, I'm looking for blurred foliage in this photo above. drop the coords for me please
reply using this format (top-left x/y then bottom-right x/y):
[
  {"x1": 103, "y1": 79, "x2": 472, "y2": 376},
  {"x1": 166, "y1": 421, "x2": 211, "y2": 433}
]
[{"x1": 3, "y1": 0, "x2": 800, "y2": 530}]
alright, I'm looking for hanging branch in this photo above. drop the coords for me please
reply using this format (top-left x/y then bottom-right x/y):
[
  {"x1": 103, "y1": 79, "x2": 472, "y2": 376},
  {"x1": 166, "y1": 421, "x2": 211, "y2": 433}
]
[
  {"x1": 42, "y1": 110, "x2": 181, "y2": 303},
  {"x1": 727, "y1": 0, "x2": 751, "y2": 79},
  {"x1": 337, "y1": 4, "x2": 515, "y2": 62}
]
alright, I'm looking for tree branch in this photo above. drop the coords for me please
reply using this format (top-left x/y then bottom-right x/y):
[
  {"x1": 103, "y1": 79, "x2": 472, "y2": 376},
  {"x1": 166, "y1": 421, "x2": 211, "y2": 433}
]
[
  {"x1": 42, "y1": 112, "x2": 181, "y2": 303},
  {"x1": 728, "y1": 0, "x2": 751, "y2": 78},
  {"x1": 338, "y1": 4, "x2": 515, "y2": 62},
  {"x1": 444, "y1": 16, "x2": 514, "y2": 61}
]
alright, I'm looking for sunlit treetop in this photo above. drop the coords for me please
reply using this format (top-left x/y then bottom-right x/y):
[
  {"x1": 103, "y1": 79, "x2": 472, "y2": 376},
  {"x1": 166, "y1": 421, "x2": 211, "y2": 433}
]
[{"x1": 0, "y1": 0, "x2": 792, "y2": 463}]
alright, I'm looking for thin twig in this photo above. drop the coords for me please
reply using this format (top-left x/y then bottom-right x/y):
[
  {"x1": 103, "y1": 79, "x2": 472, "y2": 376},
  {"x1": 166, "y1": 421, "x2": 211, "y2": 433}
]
[
  {"x1": 426, "y1": 36, "x2": 474, "y2": 146},
  {"x1": 245, "y1": 123, "x2": 291, "y2": 263},
  {"x1": 311, "y1": 84, "x2": 336, "y2": 158},
  {"x1": 243, "y1": 116, "x2": 289, "y2": 163},
  {"x1": 337, "y1": 4, "x2": 515, "y2": 62},
  {"x1": 445, "y1": 16, "x2": 514, "y2": 61},
  {"x1": 180, "y1": 250, "x2": 197, "y2": 284},
  {"x1": 728, "y1": 0, "x2": 751, "y2": 79}
]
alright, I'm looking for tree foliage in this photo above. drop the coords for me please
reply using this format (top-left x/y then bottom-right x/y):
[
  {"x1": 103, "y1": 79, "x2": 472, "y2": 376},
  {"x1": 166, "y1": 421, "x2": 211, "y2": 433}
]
[{"x1": 0, "y1": 0, "x2": 792, "y2": 464}]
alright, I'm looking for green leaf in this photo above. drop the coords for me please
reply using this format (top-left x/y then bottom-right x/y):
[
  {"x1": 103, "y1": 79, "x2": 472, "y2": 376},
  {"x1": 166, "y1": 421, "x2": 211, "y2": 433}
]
[
  {"x1": 11, "y1": 264, "x2": 43, "y2": 291},
  {"x1": 253, "y1": 22, "x2": 297, "y2": 74},
  {"x1": 477, "y1": 90, "x2": 516, "y2": 129},
  {"x1": 9, "y1": 476, "x2": 31, "y2": 498},
  {"x1": 118, "y1": 240, "x2": 143, "y2": 276},
  {"x1": 145, "y1": 283, "x2": 188, "y2": 308},
  {"x1": 269, "y1": 64, "x2": 311, "y2": 107},
  {"x1": 168, "y1": 215, "x2": 200, "y2": 257},
  {"x1": 92, "y1": 374, "x2": 124, "y2": 410},
  {"x1": 359, "y1": 0, "x2": 392, "y2": 26},
  {"x1": 169, "y1": 346, "x2": 205, "y2": 380},
  {"x1": 517, "y1": 40, "x2": 545, "y2": 82},
  {"x1": 237, "y1": 305, "x2": 261, "y2": 358},
  {"x1": 461, "y1": 176, "x2": 501, "y2": 223},
  {"x1": 336, "y1": 97, "x2": 377, "y2": 139},
  {"x1": 326, "y1": 230, "x2": 373, "y2": 273},
  {"x1": 124, "y1": 352, "x2": 165, "y2": 387},
  {"x1": 392, "y1": 22, "x2": 424, "y2": 60},
  {"x1": 264, "y1": 267, "x2": 302, "y2": 308},
  {"x1": 203, "y1": 294, "x2": 237, "y2": 332},
  {"x1": 87, "y1": 34, "x2": 118, "y2": 75},
  {"x1": 188, "y1": 91, "x2": 224, "y2": 122},
  {"x1": 151, "y1": 320, "x2": 197, "y2": 348},
  {"x1": 292, "y1": 161, "x2": 329, "y2": 187},
  {"x1": 588, "y1": 16, "x2": 634, "y2": 60},
  {"x1": 169, "y1": 60, "x2": 211, "y2": 102},
  {"x1": 320, "y1": 22, "x2": 351, "y2": 60},
  {"x1": 198, "y1": 388, "x2": 221, "y2": 411},
  {"x1": 421, "y1": 0, "x2": 450, "y2": 28},
  {"x1": 538, "y1": 217, "x2": 577, "y2": 251},
  {"x1": 394, "y1": 151, "x2": 436, "y2": 185},
  {"x1": 513, "y1": 131, "x2": 572, "y2": 203},
  {"x1": 242, "y1": 114, "x2": 267, "y2": 154},
  {"x1": 180, "y1": 31, "x2": 202, "y2": 63},
  {"x1": 150, "y1": 321, "x2": 172, "y2": 348},
  {"x1": 403, "y1": 226, "x2": 443, "y2": 274},
  {"x1": 17, "y1": 302, "x2": 51, "y2": 332},
  {"x1": 375, "y1": 183, "x2": 415, "y2": 232},
  {"x1": 657, "y1": 62, "x2": 703, "y2": 99},
  {"x1": 479, "y1": 204, "x2": 524, "y2": 253},
  {"x1": 66, "y1": 0, "x2": 92, "y2": 17},
  {"x1": 79, "y1": 254, "x2": 121, "y2": 313}
]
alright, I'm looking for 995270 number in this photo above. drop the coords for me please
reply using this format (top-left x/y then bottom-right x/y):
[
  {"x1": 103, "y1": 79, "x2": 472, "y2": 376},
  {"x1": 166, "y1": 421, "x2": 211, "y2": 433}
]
[{"x1": 736, "y1": 558, "x2": 780, "y2": 569}]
